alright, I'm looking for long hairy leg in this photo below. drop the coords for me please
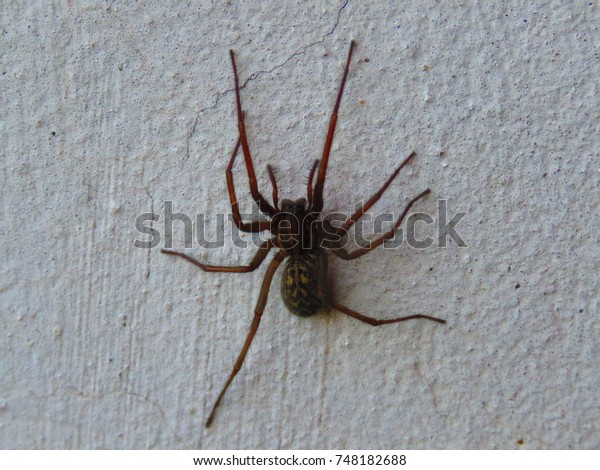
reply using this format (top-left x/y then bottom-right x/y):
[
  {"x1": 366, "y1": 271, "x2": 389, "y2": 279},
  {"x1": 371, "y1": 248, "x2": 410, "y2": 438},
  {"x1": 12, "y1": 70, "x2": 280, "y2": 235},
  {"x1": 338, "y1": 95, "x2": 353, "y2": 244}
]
[
  {"x1": 205, "y1": 251, "x2": 286, "y2": 427},
  {"x1": 311, "y1": 41, "x2": 356, "y2": 212}
]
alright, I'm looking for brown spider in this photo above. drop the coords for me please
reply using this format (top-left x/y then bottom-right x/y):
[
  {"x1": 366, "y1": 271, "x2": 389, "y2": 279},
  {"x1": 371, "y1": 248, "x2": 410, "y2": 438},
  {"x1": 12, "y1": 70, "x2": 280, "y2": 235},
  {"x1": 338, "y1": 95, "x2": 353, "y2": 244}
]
[{"x1": 162, "y1": 41, "x2": 446, "y2": 427}]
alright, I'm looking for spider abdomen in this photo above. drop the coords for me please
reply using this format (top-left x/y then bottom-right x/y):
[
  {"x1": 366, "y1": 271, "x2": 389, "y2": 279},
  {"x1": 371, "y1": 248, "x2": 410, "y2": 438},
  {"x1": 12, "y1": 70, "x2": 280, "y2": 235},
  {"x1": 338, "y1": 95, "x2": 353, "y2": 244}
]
[{"x1": 281, "y1": 253, "x2": 330, "y2": 317}]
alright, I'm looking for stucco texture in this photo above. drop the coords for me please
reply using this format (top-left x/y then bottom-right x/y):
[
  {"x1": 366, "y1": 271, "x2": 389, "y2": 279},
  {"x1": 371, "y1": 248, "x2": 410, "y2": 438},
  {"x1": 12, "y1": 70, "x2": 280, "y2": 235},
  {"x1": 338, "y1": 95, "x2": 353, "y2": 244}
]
[{"x1": 2, "y1": 1, "x2": 599, "y2": 449}]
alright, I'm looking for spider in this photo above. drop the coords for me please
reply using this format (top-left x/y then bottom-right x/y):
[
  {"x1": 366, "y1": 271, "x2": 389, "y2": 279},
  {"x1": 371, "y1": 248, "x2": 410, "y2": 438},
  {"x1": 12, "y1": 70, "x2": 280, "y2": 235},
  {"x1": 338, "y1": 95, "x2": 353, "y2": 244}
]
[{"x1": 162, "y1": 41, "x2": 446, "y2": 427}]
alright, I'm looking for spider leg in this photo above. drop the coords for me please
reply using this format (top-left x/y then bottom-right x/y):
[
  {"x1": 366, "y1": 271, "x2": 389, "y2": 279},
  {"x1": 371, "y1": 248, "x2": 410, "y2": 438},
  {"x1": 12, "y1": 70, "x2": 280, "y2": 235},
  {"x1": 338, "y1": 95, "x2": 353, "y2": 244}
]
[
  {"x1": 341, "y1": 152, "x2": 418, "y2": 232},
  {"x1": 227, "y1": 138, "x2": 271, "y2": 233},
  {"x1": 266, "y1": 164, "x2": 279, "y2": 210},
  {"x1": 229, "y1": 49, "x2": 277, "y2": 217},
  {"x1": 329, "y1": 188, "x2": 431, "y2": 260},
  {"x1": 311, "y1": 40, "x2": 356, "y2": 213},
  {"x1": 306, "y1": 159, "x2": 319, "y2": 208},
  {"x1": 161, "y1": 240, "x2": 274, "y2": 273},
  {"x1": 332, "y1": 302, "x2": 445, "y2": 325},
  {"x1": 205, "y1": 251, "x2": 286, "y2": 427}
]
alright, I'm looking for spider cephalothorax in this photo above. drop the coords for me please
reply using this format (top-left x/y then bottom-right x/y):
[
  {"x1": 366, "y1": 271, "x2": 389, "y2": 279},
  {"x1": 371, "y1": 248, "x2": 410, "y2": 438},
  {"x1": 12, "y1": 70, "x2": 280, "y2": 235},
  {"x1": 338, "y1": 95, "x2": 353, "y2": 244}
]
[
  {"x1": 162, "y1": 41, "x2": 446, "y2": 427},
  {"x1": 271, "y1": 198, "x2": 318, "y2": 255}
]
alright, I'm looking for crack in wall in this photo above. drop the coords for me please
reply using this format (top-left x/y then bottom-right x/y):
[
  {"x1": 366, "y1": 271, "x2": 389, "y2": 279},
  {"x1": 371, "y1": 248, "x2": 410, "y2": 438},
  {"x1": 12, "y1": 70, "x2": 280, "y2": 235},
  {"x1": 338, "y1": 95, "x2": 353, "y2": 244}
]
[
  {"x1": 143, "y1": 186, "x2": 154, "y2": 279},
  {"x1": 145, "y1": 0, "x2": 349, "y2": 189},
  {"x1": 243, "y1": 0, "x2": 349, "y2": 86}
]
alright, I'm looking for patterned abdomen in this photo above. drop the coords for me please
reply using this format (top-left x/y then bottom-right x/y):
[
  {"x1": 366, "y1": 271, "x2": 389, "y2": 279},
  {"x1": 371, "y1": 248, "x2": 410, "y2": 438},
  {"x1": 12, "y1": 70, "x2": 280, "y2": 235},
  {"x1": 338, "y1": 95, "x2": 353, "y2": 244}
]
[{"x1": 281, "y1": 253, "x2": 330, "y2": 317}]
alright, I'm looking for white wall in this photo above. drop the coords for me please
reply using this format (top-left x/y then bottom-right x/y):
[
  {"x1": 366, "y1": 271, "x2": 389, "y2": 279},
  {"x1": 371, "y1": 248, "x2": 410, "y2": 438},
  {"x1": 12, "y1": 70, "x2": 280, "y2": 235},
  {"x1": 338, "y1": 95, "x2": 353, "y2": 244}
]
[{"x1": 2, "y1": 1, "x2": 599, "y2": 449}]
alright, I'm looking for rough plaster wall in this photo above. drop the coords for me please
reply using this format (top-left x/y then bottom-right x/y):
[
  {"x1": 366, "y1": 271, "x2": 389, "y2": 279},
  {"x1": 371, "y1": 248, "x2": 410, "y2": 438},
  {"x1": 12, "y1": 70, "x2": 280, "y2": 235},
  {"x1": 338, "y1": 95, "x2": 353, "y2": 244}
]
[{"x1": 2, "y1": 0, "x2": 599, "y2": 449}]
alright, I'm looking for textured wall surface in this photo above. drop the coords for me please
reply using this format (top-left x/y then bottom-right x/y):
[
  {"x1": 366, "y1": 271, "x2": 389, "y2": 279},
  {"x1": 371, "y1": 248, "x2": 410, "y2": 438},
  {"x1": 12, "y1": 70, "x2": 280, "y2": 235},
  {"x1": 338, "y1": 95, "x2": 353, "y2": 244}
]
[{"x1": 2, "y1": 1, "x2": 599, "y2": 449}]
